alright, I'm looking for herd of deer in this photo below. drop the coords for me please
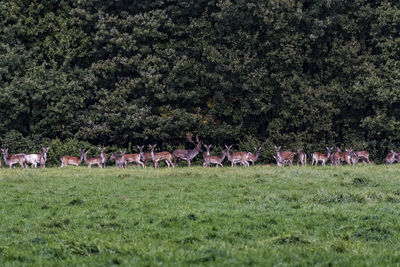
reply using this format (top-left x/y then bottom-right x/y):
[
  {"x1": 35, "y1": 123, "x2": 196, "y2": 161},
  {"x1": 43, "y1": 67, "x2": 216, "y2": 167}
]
[
  {"x1": 274, "y1": 146, "x2": 400, "y2": 166},
  {"x1": 1, "y1": 134, "x2": 400, "y2": 169}
]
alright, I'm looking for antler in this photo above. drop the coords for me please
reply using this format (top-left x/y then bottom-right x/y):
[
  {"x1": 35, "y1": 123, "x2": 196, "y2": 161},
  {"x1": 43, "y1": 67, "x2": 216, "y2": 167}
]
[{"x1": 186, "y1": 132, "x2": 202, "y2": 146}]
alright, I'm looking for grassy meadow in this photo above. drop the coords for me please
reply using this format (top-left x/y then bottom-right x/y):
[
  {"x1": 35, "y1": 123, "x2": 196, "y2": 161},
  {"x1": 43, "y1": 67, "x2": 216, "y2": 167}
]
[{"x1": 1, "y1": 165, "x2": 400, "y2": 266}]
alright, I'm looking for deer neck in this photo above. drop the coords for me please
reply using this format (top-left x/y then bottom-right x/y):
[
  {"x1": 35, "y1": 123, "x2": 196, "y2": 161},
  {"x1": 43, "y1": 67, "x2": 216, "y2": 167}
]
[
  {"x1": 221, "y1": 152, "x2": 227, "y2": 162},
  {"x1": 2, "y1": 153, "x2": 9, "y2": 165},
  {"x1": 226, "y1": 150, "x2": 232, "y2": 161},
  {"x1": 151, "y1": 150, "x2": 155, "y2": 160},
  {"x1": 188, "y1": 148, "x2": 200, "y2": 160}
]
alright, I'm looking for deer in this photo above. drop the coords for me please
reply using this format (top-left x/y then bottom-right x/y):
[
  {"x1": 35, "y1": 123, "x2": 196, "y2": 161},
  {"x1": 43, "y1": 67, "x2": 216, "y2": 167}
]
[
  {"x1": 99, "y1": 147, "x2": 107, "y2": 168},
  {"x1": 149, "y1": 144, "x2": 173, "y2": 168},
  {"x1": 83, "y1": 149, "x2": 103, "y2": 168},
  {"x1": 311, "y1": 147, "x2": 333, "y2": 166},
  {"x1": 137, "y1": 145, "x2": 153, "y2": 167},
  {"x1": 203, "y1": 144, "x2": 212, "y2": 160},
  {"x1": 296, "y1": 148, "x2": 307, "y2": 166},
  {"x1": 336, "y1": 147, "x2": 351, "y2": 165},
  {"x1": 225, "y1": 145, "x2": 249, "y2": 167},
  {"x1": 172, "y1": 133, "x2": 202, "y2": 167},
  {"x1": 345, "y1": 149, "x2": 359, "y2": 165},
  {"x1": 40, "y1": 147, "x2": 50, "y2": 168},
  {"x1": 1, "y1": 148, "x2": 27, "y2": 168},
  {"x1": 385, "y1": 150, "x2": 397, "y2": 164},
  {"x1": 350, "y1": 150, "x2": 371, "y2": 164},
  {"x1": 124, "y1": 148, "x2": 144, "y2": 168},
  {"x1": 60, "y1": 149, "x2": 85, "y2": 167},
  {"x1": 203, "y1": 150, "x2": 227, "y2": 167},
  {"x1": 274, "y1": 146, "x2": 295, "y2": 167},
  {"x1": 330, "y1": 148, "x2": 340, "y2": 166},
  {"x1": 273, "y1": 155, "x2": 285, "y2": 166},
  {"x1": 109, "y1": 151, "x2": 126, "y2": 168},
  {"x1": 25, "y1": 151, "x2": 42, "y2": 168},
  {"x1": 247, "y1": 147, "x2": 262, "y2": 166}
]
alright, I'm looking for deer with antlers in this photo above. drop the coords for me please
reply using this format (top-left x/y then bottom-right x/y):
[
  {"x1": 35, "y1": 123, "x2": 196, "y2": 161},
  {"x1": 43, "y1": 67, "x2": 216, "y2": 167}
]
[
  {"x1": 274, "y1": 146, "x2": 294, "y2": 167},
  {"x1": 172, "y1": 133, "x2": 203, "y2": 167},
  {"x1": 311, "y1": 147, "x2": 333, "y2": 166},
  {"x1": 149, "y1": 144, "x2": 173, "y2": 168},
  {"x1": 225, "y1": 145, "x2": 250, "y2": 167},
  {"x1": 60, "y1": 149, "x2": 85, "y2": 167},
  {"x1": 1, "y1": 148, "x2": 27, "y2": 168}
]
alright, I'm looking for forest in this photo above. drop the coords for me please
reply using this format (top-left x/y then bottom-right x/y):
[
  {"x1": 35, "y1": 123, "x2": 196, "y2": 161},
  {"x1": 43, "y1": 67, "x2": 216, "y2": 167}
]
[{"x1": 0, "y1": 0, "x2": 399, "y2": 164}]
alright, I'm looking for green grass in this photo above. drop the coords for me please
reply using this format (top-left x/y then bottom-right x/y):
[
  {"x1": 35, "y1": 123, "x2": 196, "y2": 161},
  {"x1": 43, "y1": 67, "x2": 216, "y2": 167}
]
[{"x1": 1, "y1": 165, "x2": 400, "y2": 266}]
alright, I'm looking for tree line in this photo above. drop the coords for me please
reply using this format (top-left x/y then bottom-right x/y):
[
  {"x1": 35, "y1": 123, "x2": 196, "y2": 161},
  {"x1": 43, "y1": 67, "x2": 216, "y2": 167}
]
[{"x1": 0, "y1": 0, "x2": 399, "y2": 165}]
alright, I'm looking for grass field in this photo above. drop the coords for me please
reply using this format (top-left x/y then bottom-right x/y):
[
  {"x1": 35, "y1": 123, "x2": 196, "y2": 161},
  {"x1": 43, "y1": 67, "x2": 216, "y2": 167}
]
[{"x1": 1, "y1": 165, "x2": 400, "y2": 266}]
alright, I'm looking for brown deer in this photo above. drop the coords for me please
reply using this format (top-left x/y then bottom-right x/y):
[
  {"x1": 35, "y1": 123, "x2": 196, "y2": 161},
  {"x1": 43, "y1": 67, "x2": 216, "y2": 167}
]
[
  {"x1": 345, "y1": 149, "x2": 359, "y2": 165},
  {"x1": 99, "y1": 147, "x2": 107, "y2": 168},
  {"x1": 330, "y1": 148, "x2": 340, "y2": 166},
  {"x1": 247, "y1": 147, "x2": 262, "y2": 166},
  {"x1": 296, "y1": 148, "x2": 307, "y2": 166},
  {"x1": 225, "y1": 145, "x2": 250, "y2": 167},
  {"x1": 109, "y1": 151, "x2": 126, "y2": 168},
  {"x1": 203, "y1": 150, "x2": 227, "y2": 167},
  {"x1": 385, "y1": 150, "x2": 397, "y2": 164},
  {"x1": 274, "y1": 146, "x2": 294, "y2": 167},
  {"x1": 83, "y1": 149, "x2": 103, "y2": 168},
  {"x1": 40, "y1": 147, "x2": 50, "y2": 168},
  {"x1": 149, "y1": 144, "x2": 173, "y2": 168},
  {"x1": 124, "y1": 148, "x2": 144, "y2": 168},
  {"x1": 352, "y1": 150, "x2": 371, "y2": 164},
  {"x1": 336, "y1": 147, "x2": 351, "y2": 165},
  {"x1": 172, "y1": 133, "x2": 202, "y2": 167},
  {"x1": 1, "y1": 148, "x2": 27, "y2": 168},
  {"x1": 311, "y1": 147, "x2": 333, "y2": 166},
  {"x1": 203, "y1": 144, "x2": 212, "y2": 160},
  {"x1": 60, "y1": 149, "x2": 85, "y2": 167},
  {"x1": 137, "y1": 145, "x2": 153, "y2": 167}
]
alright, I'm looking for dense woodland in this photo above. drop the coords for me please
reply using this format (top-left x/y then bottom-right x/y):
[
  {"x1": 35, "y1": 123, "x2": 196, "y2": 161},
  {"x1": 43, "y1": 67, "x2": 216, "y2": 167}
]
[{"x1": 0, "y1": 0, "x2": 399, "y2": 164}]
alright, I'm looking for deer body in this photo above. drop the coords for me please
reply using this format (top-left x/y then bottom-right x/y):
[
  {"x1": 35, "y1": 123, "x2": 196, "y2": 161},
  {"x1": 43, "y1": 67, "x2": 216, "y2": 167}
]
[
  {"x1": 354, "y1": 151, "x2": 371, "y2": 164},
  {"x1": 336, "y1": 148, "x2": 351, "y2": 165},
  {"x1": 124, "y1": 153, "x2": 144, "y2": 168},
  {"x1": 311, "y1": 147, "x2": 333, "y2": 166},
  {"x1": 25, "y1": 153, "x2": 41, "y2": 168},
  {"x1": 173, "y1": 133, "x2": 202, "y2": 167},
  {"x1": 203, "y1": 144, "x2": 212, "y2": 160},
  {"x1": 83, "y1": 150, "x2": 103, "y2": 168},
  {"x1": 203, "y1": 151, "x2": 227, "y2": 167},
  {"x1": 60, "y1": 149, "x2": 85, "y2": 167},
  {"x1": 99, "y1": 147, "x2": 107, "y2": 168},
  {"x1": 274, "y1": 146, "x2": 294, "y2": 167},
  {"x1": 225, "y1": 145, "x2": 249, "y2": 167},
  {"x1": 296, "y1": 148, "x2": 307, "y2": 166},
  {"x1": 1, "y1": 148, "x2": 27, "y2": 168},
  {"x1": 247, "y1": 147, "x2": 262, "y2": 166},
  {"x1": 109, "y1": 151, "x2": 126, "y2": 168},
  {"x1": 40, "y1": 147, "x2": 50, "y2": 168},
  {"x1": 149, "y1": 145, "x2": 173, "y2": 168}
]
